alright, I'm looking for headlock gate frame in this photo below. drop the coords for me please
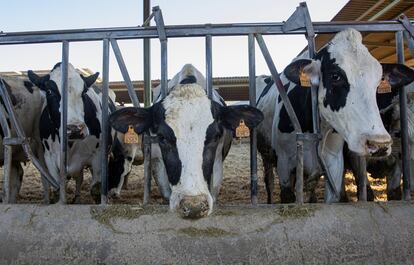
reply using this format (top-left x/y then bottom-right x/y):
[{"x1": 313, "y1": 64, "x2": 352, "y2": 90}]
[{"x1": 0, "y1": 1, "x2": 413, "y2": 205}]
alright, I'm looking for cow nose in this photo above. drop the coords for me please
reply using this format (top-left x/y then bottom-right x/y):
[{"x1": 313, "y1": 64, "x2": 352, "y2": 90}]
[
  {"x1": 180, "y1": 75, "x2": 197, "y2": 84},
  {"x1": 178, "y1": 195, "x2": 209, "y2": 219},
  {"x1": 67, "y1": 124, "x2": 87, "y2": 140},
  {"x1": 366, "y1": 137, "x2": 392, "y2": 157}
]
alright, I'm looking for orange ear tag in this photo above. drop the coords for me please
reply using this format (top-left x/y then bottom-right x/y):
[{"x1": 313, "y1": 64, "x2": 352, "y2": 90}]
[
  {"x1": 124, "y1": 125, "x2": 139, "y2": 144},
  {"x1": 377, "y1": 78, "x2": 392, "y2": 94},
  {"x1": 299, "y1": 69, "x2": 311, "y2": 87},
  {"x1": 236, "y1": 120, "x2": 250, "y2": 138}
]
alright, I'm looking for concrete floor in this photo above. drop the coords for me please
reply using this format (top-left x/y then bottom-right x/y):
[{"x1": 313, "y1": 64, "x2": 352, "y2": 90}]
[{"x1": 1, "y1": 202, "x2": 414, "y2": 264}]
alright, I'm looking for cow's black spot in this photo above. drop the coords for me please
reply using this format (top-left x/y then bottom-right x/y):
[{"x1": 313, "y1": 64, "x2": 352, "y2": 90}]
[
  {"x1": 257, "y1": 77, "x2": 274, "y2": 105},
  {"x1": 1, "y1": 80, "x2": 17, "y2": 106},
  {"x1": 316, "y1": 48, "x2": 350, "y2": 112},
  {"x1": 24, "y1": 81, "x2": 34, "y2": 94},
  {"x1": 152, "y1": 103, "x2": 182, "y2": 186},
  {"x1": 40, "y1": 108, "x2": 59, "y2": 142},
  {"x1": 52, "y1": 62, "x2": 62, "y2": 71},
  {"x1": 108, "y1": 136, "x2": 125, "y2": 190},
  {"x1": 278, "y1": 84, "x2": 313, "y2": 133},
  {"x1": 82, "y1": 92, "x2": 101, "y2": 138},
  {"x1": 202, "y1": 121, "x2": 223, "y2": 188},
  {"x1": 96, "y1": 142, "x2": 99, "y2": 149}
]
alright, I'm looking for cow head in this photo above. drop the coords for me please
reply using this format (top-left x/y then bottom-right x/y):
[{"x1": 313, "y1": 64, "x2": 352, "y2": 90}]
[
  {"x1": 376, "y1": 64, "x2": 414, "y2": 136},
  {"x1": 28, "y1": 63, "x2": 99, "y2": 140},
  {"x1": 284, "y1": 28, "x2": 393, "y2": 157},
  {"x1": 110, "y1": 65, "x2": 263, "y2": 218}
]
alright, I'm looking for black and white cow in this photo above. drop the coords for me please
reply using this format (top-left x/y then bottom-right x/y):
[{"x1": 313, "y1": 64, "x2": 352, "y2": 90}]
[
  {"x1": 257, "y1": 28, "x2": 394, "y2": 203},
  {"x1": 109, "y1": 64, "x2": 263, "y2": 218},
  {"x1": 0, "y1": 74, "x2": 45, "y2": 202},
  {"x1": 346, "y1": 65, "x2": 414, "y2": 200},
  {"x1": 28, "y1": 63, "x2": 105, "y2": 203}
]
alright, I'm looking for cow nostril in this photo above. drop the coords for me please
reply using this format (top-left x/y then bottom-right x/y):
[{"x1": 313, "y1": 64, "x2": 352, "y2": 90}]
[{"x1": 178, "y1": 195, "x2": 209, "y2": 219}]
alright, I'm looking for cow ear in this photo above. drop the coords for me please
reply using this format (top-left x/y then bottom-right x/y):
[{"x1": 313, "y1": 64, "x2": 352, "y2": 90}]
[
  {"x1": 27, "y1": 71, "x2": 50, "y2": 87},
  {"x1": 382, "y1": 63, "x2": 414, "y2": 88},
  {"x1": 218, "y1": 104, "x2": 264, "y2": 131},
  {"x1": 81, "y1": 72, "x2": 100, "y2": 88},
  {"x1": 283, "y1": 59, "x2": 320, "y2": 87},
  {"x1": 109, "y1": 107, "x2": 152, "y2": 134}
]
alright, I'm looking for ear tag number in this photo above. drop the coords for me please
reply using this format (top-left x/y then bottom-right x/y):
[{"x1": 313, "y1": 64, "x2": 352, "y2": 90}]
[
  {"x1": 236, "y1": 120, "x2": 250, "y2": 138},
  {"x1": 299, "y1": 68, "x2": 311, "y2": 87},
  {"x1": 124, "y1": 125, "x2": 139, "y2": 144},
  {"x1": 377, "y1": 78, "x2": 392, "y2": 94}
]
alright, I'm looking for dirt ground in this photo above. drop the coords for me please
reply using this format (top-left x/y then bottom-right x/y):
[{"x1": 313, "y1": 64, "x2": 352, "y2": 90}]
[{"x1": 0, "y1": 140, "x2": 390, "y2": 205}]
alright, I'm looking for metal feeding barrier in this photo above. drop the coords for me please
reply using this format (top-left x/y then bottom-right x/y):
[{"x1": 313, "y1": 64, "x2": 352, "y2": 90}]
[{"x1": 0, "y1": 1, "x2": 413, "y2": 205}]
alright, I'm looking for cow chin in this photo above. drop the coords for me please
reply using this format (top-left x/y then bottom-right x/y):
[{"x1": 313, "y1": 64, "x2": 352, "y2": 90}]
[
  {"x1": 170, "y1": 190, "x2": 213, "y2": 219},
  {"x1": 346, "y1": 133, "x2": 392, "y2": 157}
]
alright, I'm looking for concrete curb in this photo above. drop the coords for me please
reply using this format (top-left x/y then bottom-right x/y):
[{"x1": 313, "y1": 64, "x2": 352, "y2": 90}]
[{"x1": 0, "y1": 202, "x2": 414, "y2": 264}]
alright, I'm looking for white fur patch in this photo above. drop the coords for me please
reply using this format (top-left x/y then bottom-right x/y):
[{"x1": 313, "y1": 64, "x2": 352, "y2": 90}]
[{"x1": 163, "y1": 83, "x2": 214, "y2": 215}]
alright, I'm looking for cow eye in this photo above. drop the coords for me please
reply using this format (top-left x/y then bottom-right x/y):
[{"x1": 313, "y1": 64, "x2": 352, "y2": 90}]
[{"x1": 331, "y1": 73, "x2": 341, "y2": 81}]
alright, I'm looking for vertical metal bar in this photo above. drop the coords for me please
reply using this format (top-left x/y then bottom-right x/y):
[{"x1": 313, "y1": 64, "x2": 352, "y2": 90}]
[
  {"x1": 110, "y1": 38, "x2": 140, "y2": 107},
  {"x1": 396, "y1": 30, "x2": 411, "y2": 201},
  {"x1": 295, "y1": 138, "x2": 304, "y2": 204},
  {"x1": 0, "y1": 89, "x2": 11, "y2": 203},
  {"x1": 160, "y1": 41, "x2": 168, "y2": 98},
  {"x1": 153, "y1": 6, "x2": 168, "y2": 98},
  {"x1": 59, "y1": 40, "x2": 69, "y2": 204},
  {"x1": 248, "y1": 34, "x2": 258, "y2": 205},
  {"x1": 101, "y1": 38, "x2": 110, "y2": 204},
  {"x1": 143, "y1": 0, "x2": 151, "y2": 107},
  {"x1": 206, "y1": 33, "x2": 213, "y2": 99},
  {"x1": 143, "y1": 133, "x2": 152, "y2": 205}
]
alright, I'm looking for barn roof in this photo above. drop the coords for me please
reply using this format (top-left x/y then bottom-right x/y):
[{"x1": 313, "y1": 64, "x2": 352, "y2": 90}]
[{"x1": 313, "y1": 0, "x2": 414, "y2": 66}]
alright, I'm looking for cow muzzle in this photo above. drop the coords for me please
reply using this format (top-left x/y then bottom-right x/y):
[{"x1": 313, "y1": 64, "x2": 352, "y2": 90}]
[
  {"x1": 178, "y1": 194, "x2": 210, "y2": 219},
  {"x1": 366, "y1": 137, "x2": 392, "y2": 157},
  {"x1": 67, "y1": 124, "x2": 88, "y2": 140}
]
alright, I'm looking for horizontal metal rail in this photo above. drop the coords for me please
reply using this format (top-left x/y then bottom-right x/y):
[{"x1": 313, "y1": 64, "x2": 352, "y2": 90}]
[{"x1": 0, "y1": 21, "x2": 414, "y2": 45}]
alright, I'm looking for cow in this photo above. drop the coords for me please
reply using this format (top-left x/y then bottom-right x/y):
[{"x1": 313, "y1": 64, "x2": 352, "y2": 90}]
[
  {"x1": 109, "y1": 64, "x2": 264, "y2": 218},
  {"x1": 346, "y1": 66, "x2": 414, "y2": 201},
  {"x1": 256, "y1": 28, "x2": 398, "y2": 204},
  {"x1": 27, "y1": 63, "x2": 105, "y2": 203},
  {"x1": 0, "y1": 74, "x2": 46, "y2": 203}
]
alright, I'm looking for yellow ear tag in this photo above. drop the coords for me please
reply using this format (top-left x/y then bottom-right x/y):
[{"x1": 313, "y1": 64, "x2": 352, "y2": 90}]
[
  {"x1": 299, "y1": 68, "x2": 311, "y2": 87},
  {"x1": 236, "y1": 120, "x2": 250, "y2": 138},
  {"x1": 377, "y1": 78, "x2": 392, "y2": 94},
  {"x1": 124, "y1": 125, "x2": 139, "y2": 144}
]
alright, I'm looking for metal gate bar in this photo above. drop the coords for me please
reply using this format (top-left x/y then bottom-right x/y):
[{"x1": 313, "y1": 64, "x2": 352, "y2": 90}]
[
  {"x1": 248, "y1": 34, "x2": 258, "y2": 205},
  {"x1": 101, "y1": 38, "x2": 110, "y2": 204},
  {"x1": 59, "y1": 41, "x2": 69, "y2": 204}
]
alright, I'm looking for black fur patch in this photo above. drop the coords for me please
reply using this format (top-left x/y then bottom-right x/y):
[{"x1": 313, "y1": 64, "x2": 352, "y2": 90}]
[
  {"x1": 278, "y1": 84, "x2": 313, "y2": 133},
  {"x1": 24, "y1": 81, "x2": 34, "y2": 94},
  {"x1": 316, "y1": 48, "x2": 350, "y2": 112},
  {"x1": 202, "y1": 122, "x2": 223, "y2": 187}
]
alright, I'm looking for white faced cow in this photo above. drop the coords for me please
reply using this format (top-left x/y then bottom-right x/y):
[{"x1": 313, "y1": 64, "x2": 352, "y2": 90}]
[
  {"x1": 346, "y1": 65, "x2": 414, "y2": 201},
  {"x1": 109, "y1": 64, "x2": 263, "y2": 218},
  {"x1": 0, "y1": 75, "x2": 45, "y2": 202},
  {"x1": 257, "y1": 28, "x2": 394, "y2": 203}
]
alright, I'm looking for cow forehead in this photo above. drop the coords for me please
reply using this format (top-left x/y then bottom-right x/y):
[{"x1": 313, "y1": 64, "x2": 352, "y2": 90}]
[
  {"x1": 327, "y1": 30, "x2": 382, "y2": 85},
  {"x1": 163, "y1": 84, "x2": 213, "y2": 136},
  {"x1": 49, "y1": 64, "x2": 84, "y2": 95}
]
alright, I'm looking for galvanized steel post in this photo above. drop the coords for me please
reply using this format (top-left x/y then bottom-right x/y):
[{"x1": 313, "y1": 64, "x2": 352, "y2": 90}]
[
  {"x1": 206, "y1": 31, "x2": 213, "y2": 100},
  {"x1": 101, "y1": 38, "x2": 110, "y2": 204},
  {"x1": 143, "y1": 0, "x2": 151, "y2": 107},
  {"x1": 59, "y1": 41, "x2": 69, "y2": 204},
  {"x1": 0, "y1": 83, "x2": 12, "y2": 204},
  {"x1": 248, "y1": 34, "x2": 258, "y2": 205},
  {"x1": 154, "y1": 6, "x2": 168, "y2": 98},
  {"x1": 396, "y1": 30, "x2": 411, "y2": 201}
]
